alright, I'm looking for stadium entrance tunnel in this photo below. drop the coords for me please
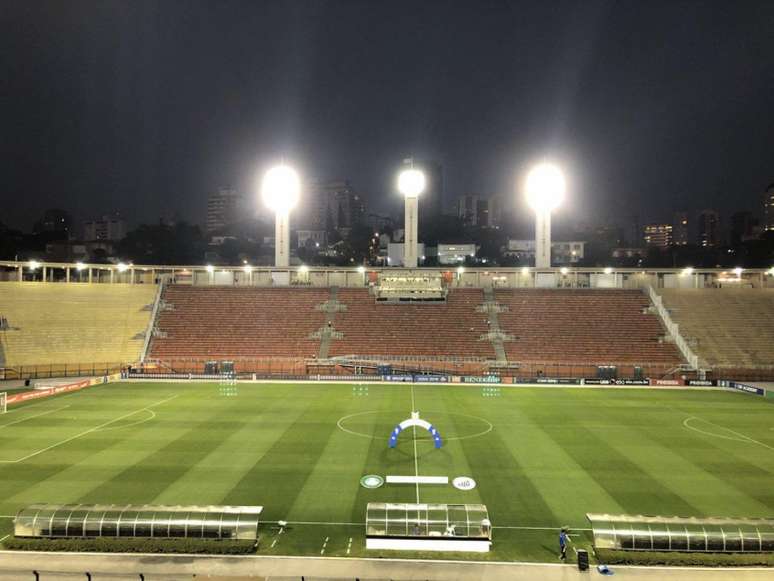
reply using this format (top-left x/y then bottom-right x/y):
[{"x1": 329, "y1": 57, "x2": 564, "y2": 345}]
[
  {"x1": 389, "y1": 412, "x2": 442, "y2": 448},
  {"x1": 14, "y1": 504, "x2": 263, "y2": 541},
  {"x1": 587, "y1": 513, "x2": 774, "y2": 553}
]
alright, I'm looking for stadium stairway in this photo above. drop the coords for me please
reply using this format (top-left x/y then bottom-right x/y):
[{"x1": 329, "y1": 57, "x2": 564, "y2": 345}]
[{"x1": 656, "y1": 288, "x2": 774, "y2": 369}]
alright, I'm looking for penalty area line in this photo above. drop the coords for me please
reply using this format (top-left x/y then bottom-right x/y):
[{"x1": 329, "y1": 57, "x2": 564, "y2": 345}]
[
  {"x1": 260, "y1": 520, "x2": 590, "y2": 531},
  {"x1": 0, "y1": 394, "x2": 178, "y2": 464},
  {"x1": 0, "y1": 405, "x2": 70, "y2": 430}
]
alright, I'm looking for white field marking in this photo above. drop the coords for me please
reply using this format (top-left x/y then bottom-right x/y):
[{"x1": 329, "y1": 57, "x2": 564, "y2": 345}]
[
  {"x1": 0, "y1": 514, "x2": 591, "y2": 531},
  {"x1": 270, "y1": 538, "x2": 278, "y2": 548},
  {"x1": 0, "y1": 534, "x2": 8, "y2": 543},
  {"x1": 0, "y1": 405, "x2": 70, "y2": 430},
  {"x1": 336, "y1": 410, "x2": 492, "y2": 441},
  {"x1": 411, "y1": 384, "x2": 420, "y2": 505},
  {"x1": 346, "y1": 537, "x2": 352, "y2": 554},
  {"x1": 683, "y1": 416, "x2": 774, "y2": 452},
  {"x1": 0, "y1": 394, "x2": 179, "y2": 464},
  {"x1": 386, "y1": 475, "x2": 448, "y2": 484},
  {"x1": 320, "y1": 536, "x2": 329, "y2": 555},
  {"x1": 94, "y1": 408, "x2": 156, "y2": 432}
]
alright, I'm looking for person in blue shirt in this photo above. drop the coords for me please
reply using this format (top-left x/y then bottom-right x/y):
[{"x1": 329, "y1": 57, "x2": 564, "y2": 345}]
[{"x1": 559, "y1": 528, "x2": 570, "y2": 560}]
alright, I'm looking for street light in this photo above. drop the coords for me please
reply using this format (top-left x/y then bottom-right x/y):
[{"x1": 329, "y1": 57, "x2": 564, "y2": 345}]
[
  {"x1": 397, "y1": 165, "x2": 425, "y2": 268},
  {"x1": 524, "y1": 163, "x2": 565, "y2": 269},
  {"x1": 262, "y1": 164, "x2": 301, "y2": 267}
]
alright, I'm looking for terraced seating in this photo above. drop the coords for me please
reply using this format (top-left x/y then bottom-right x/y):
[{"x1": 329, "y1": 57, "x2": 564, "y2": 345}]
[
  {"x1": 149, "y1": 286, "x2": 327, "y2": 359},
  {"x1": 329, "y1": 288, "x2": 494, "y2": 358},
  {"x1": 0, "y1": 282, "x2": 156, "y2": 365},
  {"x1": 494, "y1": 289, "x2": 682, "y2": 365},
  {"x1": 657, "y1": 288, "x2": 774, "y2": 368}
]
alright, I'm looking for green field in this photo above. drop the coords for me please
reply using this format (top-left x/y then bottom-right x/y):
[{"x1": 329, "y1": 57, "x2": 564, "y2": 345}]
[{"x1": 1, "y1": 381, "x2": 773, "y2": 562}]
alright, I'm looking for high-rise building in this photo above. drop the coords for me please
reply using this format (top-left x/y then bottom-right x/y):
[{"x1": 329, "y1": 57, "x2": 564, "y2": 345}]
[
  {"x1": 764, "y1": 183, "x2": 774, "y2": 232},
  {"x1": 673, "y1": 212, "x2": 689, "y2": 246},
  {"x1": 206, "y1": 188, "x2": 242, "y2": 233},
  {"x1": 697, "y1": 209, "x2": 721, "y2": 247},
  {"x1": 730, "y1": 211, "x2": 758, "y2": 245},
  {"x1": 643, "y1": 224, "x2": 673, "y2": 248},
  {"x1": 83, "y1": 214, "x2": 126, "y2": 242},
  {"x1": 457, "y1": 194, "x2": 502, "y2": 228},
  {"x1": 305, "y1": 180, "x2": 366, "y2": 235}
]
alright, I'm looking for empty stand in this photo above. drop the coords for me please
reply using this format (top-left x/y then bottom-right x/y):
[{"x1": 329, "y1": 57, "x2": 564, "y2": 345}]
[
  {"x1": 657, "y1": 288, "x2": 774, "y2": 368},
  {"x1": 329, "y1": 288, "x2": 495, "y2": 358},
  {"x1": 0, "y1": 283, "x2": 156, "y2": 366},
  {"x1": 149, "y1": 286, "x2": 327, "y2": 359},
  {"x1": 494, "y1": 289, "x2": 682, "y2": 365}
]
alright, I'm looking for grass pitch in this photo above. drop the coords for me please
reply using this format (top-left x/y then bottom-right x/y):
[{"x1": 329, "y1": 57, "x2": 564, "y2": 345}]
[{"x1": 0, "y1": 381, "x2": 773, "y2": 562}]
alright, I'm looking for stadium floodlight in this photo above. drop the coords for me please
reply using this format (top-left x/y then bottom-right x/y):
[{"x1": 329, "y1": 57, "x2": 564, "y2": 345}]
[
  {"x1": 524, "y1": 162, "x2": 565, "y2": 268},
  {"x1": 205, "y1": 264, "x2": 214, "y2": 274},
  {"x1": 733, "y1": 267, "x2": 743, "y2": 277},
  {"x1": 116, "y1": 262, "x2": 128, "y2": 273},
  {"x1": 75, "y1": 262, "x2": 86, "y2": 271},
  {"x1": 299, "y1": 265, "x2": 309, "y2": 273},
  {"x1": 603, "y1": 267, "x2": 613, "y2": 275},
  {"x1": 560, "y1": 267, "x2": 569, "y2": 275},
  {"x1": 28, "y1": 260, "x2": 40, "y2": 270},
  {"x1": 261, "y1": 164, "x2": 301, "y2": 268},
  {"x1": 682, "y1": 266, "x2": 694, "y2": 276},
  {"x1": 398, "y1": 164, "x2": 425, "y2": 268}
]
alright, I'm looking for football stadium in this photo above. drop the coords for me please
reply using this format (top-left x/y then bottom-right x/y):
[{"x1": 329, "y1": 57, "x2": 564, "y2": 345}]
[{"x1": 1, "y1": 261, "x2": 774, "y2": 580}]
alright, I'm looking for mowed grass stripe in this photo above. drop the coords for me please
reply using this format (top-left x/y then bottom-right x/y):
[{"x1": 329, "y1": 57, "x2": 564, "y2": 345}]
[
  {"x1": 457, "y1": 388, "x2": 624, "y2": 525},
  {"x1": 0, "y1": 391, "x2": 181, "y2": 512},
  {"x1": 349, "y1": 384, "x2": 416, "y2": 522},
  {"x1": 74, "y1": 390, "x2": 247, "y2": 504},
  {"x1": 221, "y1": 385, "x2": 346, "y2": 520},
  {"x1": 153, "y1": 384, "x2": 316, "y2": 505},
  {"x1": 285, "y1": 385, "x2": 380, "y2": 522}
]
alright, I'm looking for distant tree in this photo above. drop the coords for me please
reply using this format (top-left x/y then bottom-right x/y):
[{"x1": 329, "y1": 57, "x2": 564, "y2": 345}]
[{"x1": 117, "y1": 222, "x2": 206, "y2": 264}]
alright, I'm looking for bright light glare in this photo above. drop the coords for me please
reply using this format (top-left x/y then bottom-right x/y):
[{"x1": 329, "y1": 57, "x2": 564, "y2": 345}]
[
  {"x1": 261, "y1": 165, "x2": 301, "y2": 212},
  {"x1": 733, "y1": 267, "x2": 743, "y2": 277},
  {"x1": 75, "y1": 262, "x2": 86, "y2": 271},
  {"x1": 243, "y1": 264, "x2": 252, "y2": 273},
  {"x1": 682, "y1": 267, "x2": 694, "y2": 276},
  {"x1": 604, "y1": 267, "x2": 613, "y2": 275},
  {"x1": 28, "y1": 260, "x2": 40, "y2": 270},
  {"x1": 525, "y1": 163, "x2": 565, "y2": 212},
  {"x1": 299, "y1": 265, "x2": 309, "y2": 274},
  {"x1": 117, "y1": 262, "x2": 128, "y2": 272},
  {"x1": 206, "y1": 265, "x2": 214, "y2": 273},
  {"x1": 397, "y1": 168, "x2": 426, "y2": 198},
  {"x1": 521, "y1": 267, "x2": 530, "y2": 275},
  {"x1": 457, "y1": 266, "x2": 465, "y2": 274},
  {"x1": 357, "y1": 266, "x2": 366, "y2": 274},
  {"x1": 560, "y1": 267, "x2": 569, "y2": 275}
]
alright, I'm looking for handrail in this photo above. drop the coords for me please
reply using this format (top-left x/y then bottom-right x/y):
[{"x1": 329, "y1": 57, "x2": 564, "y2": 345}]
[
  {"x1": 140, "y1": 282, "x2": 164, "y2": 363},
  {"x1": 645, "y1": 286, "x2": 700, "y2": 370}
]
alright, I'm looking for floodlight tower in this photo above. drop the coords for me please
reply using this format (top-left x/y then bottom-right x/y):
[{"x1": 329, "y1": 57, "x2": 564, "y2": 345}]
[
  {"x1": 525, "y1": 163, "x2": 565, "y2": 269},
  {"x1": 261, "y1": 165, "x2": 301, "y2": 268},
  {"x1": 397, "y1": 164, "x2": 426, "y2": 268}
]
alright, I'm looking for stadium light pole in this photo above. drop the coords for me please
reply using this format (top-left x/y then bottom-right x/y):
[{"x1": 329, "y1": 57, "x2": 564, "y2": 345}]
[
  {"x1": 525, "y1": 163, "x2": 565, "y2": 269},
  {"x1": 262, "y1": 164, "x2": 301, "y2": 268},
  {"x1": 397, "y1": 164, "x2": 426, "y2": 268}
]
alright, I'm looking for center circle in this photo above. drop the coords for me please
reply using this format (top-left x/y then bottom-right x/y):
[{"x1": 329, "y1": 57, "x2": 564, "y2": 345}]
[{"x1": 337, "y1": 410, "x2": 493, "y2": 441}]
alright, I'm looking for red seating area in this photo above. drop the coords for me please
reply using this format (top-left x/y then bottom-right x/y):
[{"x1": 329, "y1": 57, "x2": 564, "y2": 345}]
[
  {"x1": 494, "y1": 289, "x2": 682, "y2": 365},
  {"x1": 149, "y1": 286, "x2": 327, "y2": 359},
  {"x1": 328, "y1": 288, "x2": 494, "y2": 358}
]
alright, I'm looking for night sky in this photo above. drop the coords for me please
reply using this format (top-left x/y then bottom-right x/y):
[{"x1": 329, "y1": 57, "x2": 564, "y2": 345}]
[{"x1": 2, "y1": 0, "x2": 774, "y2": 231}]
